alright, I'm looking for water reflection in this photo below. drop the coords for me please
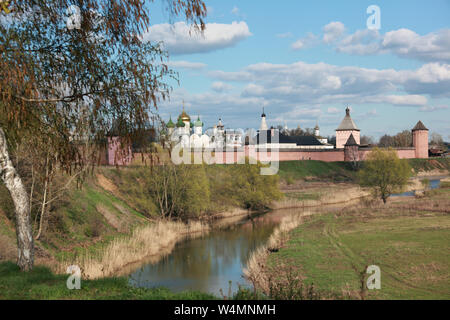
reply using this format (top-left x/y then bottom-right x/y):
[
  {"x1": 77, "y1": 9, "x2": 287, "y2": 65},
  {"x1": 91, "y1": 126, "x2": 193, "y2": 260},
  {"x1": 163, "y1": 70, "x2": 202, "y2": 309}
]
[
  {"x1": 128, "y1": 210, "x2": 297, "y2": 296},
  {"x1": 127, "y1": 192, "x2": 409, "y2": 296}
]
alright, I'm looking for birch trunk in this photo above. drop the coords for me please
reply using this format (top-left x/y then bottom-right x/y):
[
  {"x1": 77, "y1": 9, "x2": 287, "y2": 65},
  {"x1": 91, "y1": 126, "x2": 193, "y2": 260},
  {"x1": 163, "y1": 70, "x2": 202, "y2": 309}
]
[{"x1": 0, "y1": 127, "x2": 34, "y2": 271}]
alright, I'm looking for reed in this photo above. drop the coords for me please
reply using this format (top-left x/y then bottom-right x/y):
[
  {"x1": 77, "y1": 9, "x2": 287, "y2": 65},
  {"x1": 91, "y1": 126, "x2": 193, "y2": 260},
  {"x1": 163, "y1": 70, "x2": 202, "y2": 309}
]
[
  {"x1": 58, "y1": 220, "x2": 209, "y2": 279},
  {"x1": 243, "y1": 213, "x2": 305, "y2": 294}
]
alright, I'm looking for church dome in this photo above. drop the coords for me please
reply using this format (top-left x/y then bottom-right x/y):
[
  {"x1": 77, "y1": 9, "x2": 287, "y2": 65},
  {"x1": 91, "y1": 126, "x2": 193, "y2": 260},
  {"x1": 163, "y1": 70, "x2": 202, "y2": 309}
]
[
  {"x1": 166, "y1": 116, "x2": 175, "y2": 128},
  {"x1": 176, "y1": 117, "x2": 185, "y2": 128},
  {"x1": 179, "y1": 107, "x2": 191, "y2": 122},
  {"x1": 194, "y1": 115, "x2": 203, "y2": 127}
]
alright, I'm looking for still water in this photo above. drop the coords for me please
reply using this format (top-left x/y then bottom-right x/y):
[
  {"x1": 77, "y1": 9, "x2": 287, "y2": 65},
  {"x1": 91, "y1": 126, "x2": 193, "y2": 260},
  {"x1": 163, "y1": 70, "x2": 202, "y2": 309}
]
[
  {"x1": 128, "y1": 209, "x2": 299, "y2": 296},
  {"x1": 392, "y1": 179, "x2": 441, "y2": 197},
  {"x1": 128, "y1": 178, "x2": 442, "y2": 296}
]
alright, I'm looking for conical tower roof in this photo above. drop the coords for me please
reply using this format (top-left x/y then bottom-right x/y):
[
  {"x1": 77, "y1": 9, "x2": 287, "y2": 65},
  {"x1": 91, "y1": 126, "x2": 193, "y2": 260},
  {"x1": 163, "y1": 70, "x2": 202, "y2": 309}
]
[
  {"x1": 336, "y1": 107, "x2": 359, "y2": 131},
  {"x1": 412, "y1": 120, "x2": 428, "y2": 131},
  {"x1": 345, "y1": 133, "x2": 359, "y2": 146}
]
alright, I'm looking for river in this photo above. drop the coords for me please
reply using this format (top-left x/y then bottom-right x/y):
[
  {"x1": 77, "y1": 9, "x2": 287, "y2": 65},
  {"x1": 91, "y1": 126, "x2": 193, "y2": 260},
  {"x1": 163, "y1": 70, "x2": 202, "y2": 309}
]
[{"x1": 127, "y1": 178, "x2": 442, "y2": 297}]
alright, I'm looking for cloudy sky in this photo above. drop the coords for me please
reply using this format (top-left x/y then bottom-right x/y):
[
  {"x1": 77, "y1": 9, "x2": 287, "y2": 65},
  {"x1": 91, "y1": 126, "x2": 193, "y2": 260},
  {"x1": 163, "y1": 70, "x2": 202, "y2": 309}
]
[{"x1": 145, "y1": 0, "x2": 450, "y2": 139}]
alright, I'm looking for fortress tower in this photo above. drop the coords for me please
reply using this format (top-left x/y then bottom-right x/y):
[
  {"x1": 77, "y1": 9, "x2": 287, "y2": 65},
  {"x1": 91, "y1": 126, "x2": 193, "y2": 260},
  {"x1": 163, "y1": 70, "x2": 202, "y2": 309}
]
[
  {"x1": 412, "y1": 121, "x2": 429, "y2": 158},
  {"x1": 344, "y1": 133, "x2": 360, "y2": 162},
  {"x1": 335, "y1": 107, "x2": 360, "y2": 149}
]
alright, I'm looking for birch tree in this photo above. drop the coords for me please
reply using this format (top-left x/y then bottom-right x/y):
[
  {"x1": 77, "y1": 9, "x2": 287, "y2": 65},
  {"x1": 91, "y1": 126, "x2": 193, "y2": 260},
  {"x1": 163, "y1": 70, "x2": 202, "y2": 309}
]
[{"x1": 0, "y1": 0, "x2": 206, "y2": 271}]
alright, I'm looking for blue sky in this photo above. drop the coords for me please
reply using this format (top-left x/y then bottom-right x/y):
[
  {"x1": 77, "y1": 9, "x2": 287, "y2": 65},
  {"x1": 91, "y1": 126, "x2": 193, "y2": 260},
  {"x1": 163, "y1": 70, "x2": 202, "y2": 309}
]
[{"x1": 145, "y1": 0, "x2": 450, "y2": 140}]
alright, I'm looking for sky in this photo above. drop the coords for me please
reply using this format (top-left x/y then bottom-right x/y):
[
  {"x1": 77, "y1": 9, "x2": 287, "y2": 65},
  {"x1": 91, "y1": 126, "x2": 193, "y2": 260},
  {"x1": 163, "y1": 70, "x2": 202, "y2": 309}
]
[{"x1": 144, "y1": 0, "x2": 450, "y2": 140}]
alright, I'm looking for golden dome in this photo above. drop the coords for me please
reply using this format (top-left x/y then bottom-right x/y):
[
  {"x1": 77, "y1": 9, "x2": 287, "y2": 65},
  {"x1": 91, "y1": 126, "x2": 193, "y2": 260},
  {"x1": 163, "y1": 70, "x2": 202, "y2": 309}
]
[
  {"x1": 178, "y1": 103, "x2": 191, "y2": 122},
  {"x1": 179, "y1": 110, "x2": 190, "y2": 122}
]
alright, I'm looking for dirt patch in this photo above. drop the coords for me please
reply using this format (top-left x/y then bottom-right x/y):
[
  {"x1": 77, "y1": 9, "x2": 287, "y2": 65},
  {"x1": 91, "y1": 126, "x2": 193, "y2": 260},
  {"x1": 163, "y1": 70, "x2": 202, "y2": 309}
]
[
  {"x1": 96, "y1": 204, "x2": 129, "y2": 233},
  {"x1": 0, "y1": 233, "x2": 16, "y2": 262},
  {"x1": 417, "y1": 169, "x2": 448, "y2": 177},
  {"x1": 96, "y1": 174, "x2": 119, "y2": 195}
]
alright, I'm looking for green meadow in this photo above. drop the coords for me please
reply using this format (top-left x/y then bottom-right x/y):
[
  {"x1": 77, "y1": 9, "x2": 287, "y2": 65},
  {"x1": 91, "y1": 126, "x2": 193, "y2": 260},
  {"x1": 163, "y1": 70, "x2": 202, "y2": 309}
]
[{"x1": 266, "y1": 187, "x2": 450, "y2": 299}]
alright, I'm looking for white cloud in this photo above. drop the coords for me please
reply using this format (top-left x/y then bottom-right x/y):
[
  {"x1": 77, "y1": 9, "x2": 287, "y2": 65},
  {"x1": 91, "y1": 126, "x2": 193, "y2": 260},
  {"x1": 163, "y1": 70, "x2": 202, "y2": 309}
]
[
  {"x1": 211, "y1": 61, "x2": 450, "y2": 105},
  {"x1": 321, "y1": 75, "x2": 342, "y2": 90},
  {"x1": 242, "y1": 83, "x2": 265, "y2": 96},
  {"x1": 327, "y1": 107, "x2": 340, "y2": 114},
  {"x1": 335, "y1": 27, "x2": 450, "y2": 62},
  {"x1": 231, "y1": 6, "x2": 239, "y2": 16},
  {"x1": 291, "y1": 39, "x2": 305, "y2": 50},
  {"x1": 323, "y1": 21, "x2": 345, "y2": 44},
  {"x1": 291, "y1": 33, "x2": 318, "y2": 51},
  {"x1": 167, "y1": 60, "x2": 206, "y2": 70},
  {"x1": 211, "y1": 81, "x2": 233, "y2": 92},
  {"x1": 142, "y1": 21, "x2": 252, "y2": 55},
  {"x1": 336, "y1": 29, "x2": 381, "y2": 55},
  {"x1": 382, "y1": 29, "x2": 450, "y2": 62},
  {"x1": 386, "y1": 95, "x2": 428, "y2": 106},
  {"x1": 160, "y1": 60, "x2": 450, "y2": 131},
  {"x1": 419, "y1": 105, "x2": 448, "y2": 112}
]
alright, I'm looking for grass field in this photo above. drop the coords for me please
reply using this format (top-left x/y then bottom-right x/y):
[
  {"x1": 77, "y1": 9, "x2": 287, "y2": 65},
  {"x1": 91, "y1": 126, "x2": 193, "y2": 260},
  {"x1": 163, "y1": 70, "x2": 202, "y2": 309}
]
[
  {"x1": 278, "y1": 161, "x2": 356, "y2": 182},
  {"x1": 278, "y1": 158, "x2": 450, "y2": 184},
  {"x1": 0, "y1": 261, "x2": 215, "y2": 300},
  {"x1": 266, "y1": 187, "x2": 450, "y2": 299}
]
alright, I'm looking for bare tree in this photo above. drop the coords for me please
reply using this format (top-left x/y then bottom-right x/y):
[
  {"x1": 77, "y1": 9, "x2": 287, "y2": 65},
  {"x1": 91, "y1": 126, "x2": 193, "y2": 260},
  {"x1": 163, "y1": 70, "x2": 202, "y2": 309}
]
[{"x1": 0, "y1": 0, "x2": 207, "y2": 271}]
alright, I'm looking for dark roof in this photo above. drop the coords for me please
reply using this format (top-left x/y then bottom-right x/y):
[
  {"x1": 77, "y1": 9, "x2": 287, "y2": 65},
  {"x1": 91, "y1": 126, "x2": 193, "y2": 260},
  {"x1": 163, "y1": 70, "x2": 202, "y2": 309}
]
[
  {"x1": 345, "y1": 133, "x2": 359, "y2": 146},
  {"x1": 255, "y1": 130, "x2": 323, "y2": 146},
  {"x1": 336, "y1": 107, "x2": 359, "y2": 131},
  {"x1": 412, "y1": 120, "x2": 428, "y2": 131}
]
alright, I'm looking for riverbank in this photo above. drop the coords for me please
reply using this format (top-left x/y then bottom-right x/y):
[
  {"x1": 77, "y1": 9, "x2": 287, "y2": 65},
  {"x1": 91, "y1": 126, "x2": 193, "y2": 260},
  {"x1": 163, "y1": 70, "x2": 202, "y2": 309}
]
[
  {"x1": 1, "y1": 161, "x2": 281, "y2": 271},
  {"x1": 245, "y1": 185, "x2": 450, "y2": 299},
  {"x1": 274, "y1": 174, "x2": 448, "y2": 210},
  {"x1": 0, "y1": 261, "x2": 215, "y2": 300},
  {"x1": 0, "y1": 159, "x2": 448, "y2": 286}
]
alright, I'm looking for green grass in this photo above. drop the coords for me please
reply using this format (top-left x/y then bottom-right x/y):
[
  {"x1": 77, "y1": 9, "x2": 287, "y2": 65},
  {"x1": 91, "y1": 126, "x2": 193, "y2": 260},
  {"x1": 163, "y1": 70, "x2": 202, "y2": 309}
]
[
  {"x1": 408, "y1": 158, "x2": 450, "y2": 174},
  {"x1": 278, "y1": 158, "x2": 450, "y2": 183},
  {"x1": 0, "y1": 261, "x2": 216, "y2": 300},
  {"x1": 267, "y1": 189, "x2": 450, "y2": 299},
  {"x1": 285, "y1": 192, "x2": 321, "y2": 201},
  {"x1": 278, "y1": 160, "x2": 356, "y2": 182}
]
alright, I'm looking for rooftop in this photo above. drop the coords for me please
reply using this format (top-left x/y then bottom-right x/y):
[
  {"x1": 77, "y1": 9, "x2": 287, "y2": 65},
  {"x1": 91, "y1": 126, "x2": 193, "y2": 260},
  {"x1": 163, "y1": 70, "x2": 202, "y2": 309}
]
[
  {"x1": 344, "y1": 133, "x2": 359, "y2": 146},
  {"x1": 255, "y1": 130, "x2": 323, "y2": 146},
  {"x1": 412, "y1": 120, "x2": 428, "y2": 131},
  {"x1": 336, "y1": 107, "x2": 360, "y2": 131}
]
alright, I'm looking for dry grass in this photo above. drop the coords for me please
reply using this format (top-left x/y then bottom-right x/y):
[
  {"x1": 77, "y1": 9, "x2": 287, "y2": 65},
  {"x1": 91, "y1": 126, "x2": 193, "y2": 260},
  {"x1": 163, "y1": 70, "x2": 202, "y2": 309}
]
[
  {"x1": 243, "y1": 213, "x2": 305, "y2": 294},
  {"x1": 274, "y1": 186, "x2": 370, "y2": 209},
  {"x1": 275, "y1": 176, "x2": 440, "y2": 210},
  {"x1": 58, "y1": 220, "x2": 209, "y2": 279}
]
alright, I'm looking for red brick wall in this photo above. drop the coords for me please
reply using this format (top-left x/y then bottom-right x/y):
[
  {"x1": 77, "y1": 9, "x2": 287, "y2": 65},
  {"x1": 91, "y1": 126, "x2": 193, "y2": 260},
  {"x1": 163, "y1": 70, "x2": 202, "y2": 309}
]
[{"x1": 107, "y1": 137, "x2": 132, "y2": 166}]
